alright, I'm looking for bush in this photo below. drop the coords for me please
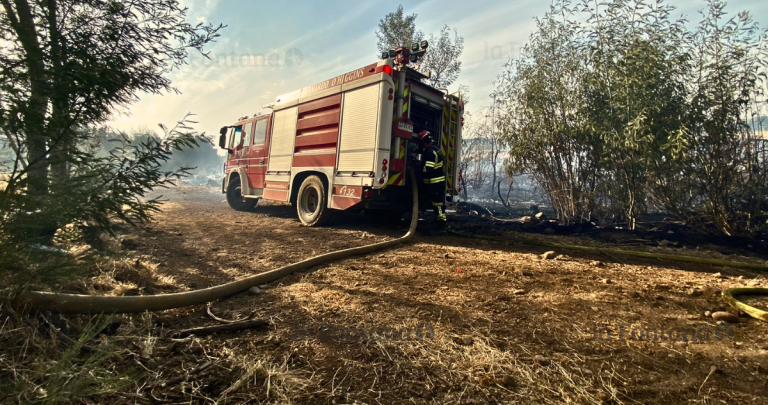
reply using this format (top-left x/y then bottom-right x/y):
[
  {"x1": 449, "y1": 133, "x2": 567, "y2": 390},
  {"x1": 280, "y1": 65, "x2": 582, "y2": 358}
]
[
  {"x1": 0, "y1": 116, "x2": 209, "y2": 291},
  {"x1": 496, "y1": 0, "x2": 768, "y2": 236}
]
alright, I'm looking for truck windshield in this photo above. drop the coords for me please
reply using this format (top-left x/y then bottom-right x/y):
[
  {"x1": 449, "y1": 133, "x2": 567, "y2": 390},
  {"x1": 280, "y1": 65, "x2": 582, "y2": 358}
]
[{"x1": 230, "y1": 127, "x2": 243, "y2": 149}]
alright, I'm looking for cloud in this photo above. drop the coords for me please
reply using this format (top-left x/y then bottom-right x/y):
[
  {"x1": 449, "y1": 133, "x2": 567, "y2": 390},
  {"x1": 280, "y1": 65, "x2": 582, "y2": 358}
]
[
  {"x1": 179, "y1": 0, "x2": 223, "y2": 23},
  {"x1": 110, "y1": 3, "x2": 381, "y2": 137},
  {"x1": 110, "y1": 0, "x2": 768, "y2": 132}
]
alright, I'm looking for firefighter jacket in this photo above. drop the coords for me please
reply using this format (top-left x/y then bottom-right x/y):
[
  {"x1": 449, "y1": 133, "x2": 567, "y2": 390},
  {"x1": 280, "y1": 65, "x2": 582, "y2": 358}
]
[{"x1": 421, "y1": 145, "x2": 445, "y2": 184}]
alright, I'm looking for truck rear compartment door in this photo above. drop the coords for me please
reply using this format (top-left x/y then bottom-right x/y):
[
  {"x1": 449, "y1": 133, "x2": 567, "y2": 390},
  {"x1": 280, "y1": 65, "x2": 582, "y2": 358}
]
[{"x1": 337, "y1": 83, "x2": 382, "y2": 173}]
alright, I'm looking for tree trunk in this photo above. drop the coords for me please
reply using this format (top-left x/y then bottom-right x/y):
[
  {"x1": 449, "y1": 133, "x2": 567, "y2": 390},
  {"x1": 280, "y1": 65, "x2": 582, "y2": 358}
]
[
  {"x1": 3, "y1": 0, "x2": 50, "y2": 197},
  {"x1": 46, "y1": 0, "x2": 72, "y2": 184}
]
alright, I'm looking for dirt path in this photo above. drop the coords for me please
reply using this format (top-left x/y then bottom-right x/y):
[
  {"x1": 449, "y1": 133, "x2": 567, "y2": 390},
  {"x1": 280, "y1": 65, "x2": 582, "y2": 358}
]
[{"x1": 104, "y1": 185, "x2": 768, "y2": 404}]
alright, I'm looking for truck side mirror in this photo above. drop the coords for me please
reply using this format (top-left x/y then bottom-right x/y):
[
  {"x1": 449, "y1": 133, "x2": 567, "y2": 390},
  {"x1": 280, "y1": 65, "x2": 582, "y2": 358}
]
[{"x1": 218, "y1": 127, "x2": 228, "y2": 149}]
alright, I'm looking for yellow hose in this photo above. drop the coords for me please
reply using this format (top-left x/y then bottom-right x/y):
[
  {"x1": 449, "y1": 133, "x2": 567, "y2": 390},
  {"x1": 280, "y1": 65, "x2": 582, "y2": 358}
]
[
  {"x1": 18, "y1": 172, "x2": 420, "y2": 314},
  {"x1": 721, "y1": 288, "x2": 768, "y2": 322}
]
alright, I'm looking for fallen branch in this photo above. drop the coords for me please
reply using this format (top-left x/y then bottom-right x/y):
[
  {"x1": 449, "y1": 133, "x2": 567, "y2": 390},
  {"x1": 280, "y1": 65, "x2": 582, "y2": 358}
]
[
  {"x1": 174, "y1": 320, "x2": 268, "y2": 338},
  {"x1": 207, "y1": 306, "x2": 242, "y2": 324},
  {"x1": 206, "y1": 305, "x2": 260, "y2": 324}
]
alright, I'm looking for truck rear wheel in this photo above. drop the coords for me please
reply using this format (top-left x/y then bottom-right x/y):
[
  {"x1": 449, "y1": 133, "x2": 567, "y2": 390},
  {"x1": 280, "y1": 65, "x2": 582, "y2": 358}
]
[
  {"x1": 296, "y1": 175, "x2": 332, "y2": 226},
  {"x1": 226, "y1": 177, "x2": 257, "y2": 211}
]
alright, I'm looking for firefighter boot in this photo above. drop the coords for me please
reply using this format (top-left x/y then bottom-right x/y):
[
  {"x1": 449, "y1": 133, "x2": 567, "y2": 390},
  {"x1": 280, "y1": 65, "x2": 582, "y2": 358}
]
[
  {"x1": 427, "y1": 208, "x2": 447, "y2": 236},
  {"x1": 426, "y1": 200, "x2": 447, "y2": 236},
  {"x1": 426, "y1": 222, "x2": 446, "y2": 236},
  {"x1": 428, "y1": 220, "x2": 447, "y2": 236}
]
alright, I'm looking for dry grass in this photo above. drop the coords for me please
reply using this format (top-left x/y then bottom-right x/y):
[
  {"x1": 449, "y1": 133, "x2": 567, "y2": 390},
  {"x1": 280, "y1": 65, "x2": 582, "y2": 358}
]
[
  {"x1": 69, "y1": 256, "x2": 180, "y2": 297},
  {"x1": 216, "y1": 355, "x2": 315, "y2": 403},
  {"x1": 247, "y1": 257, "x2": 635, "y2": 404},
  {"x1": 0, "y1": 305, "x2": 134, "y2": 404},
  {"x1": 2, "y1": 186, "x2": 767, "y2": 404}
]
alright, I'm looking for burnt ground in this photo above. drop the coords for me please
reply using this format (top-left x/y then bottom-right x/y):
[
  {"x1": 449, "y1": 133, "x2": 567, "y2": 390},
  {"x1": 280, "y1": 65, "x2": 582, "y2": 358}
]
[
  {"x1": 454, "y1": 201, "x2": 768, "y2": 259},
  {"x1": 49, "y1": 185, "x2": 768, "y2": 403}
]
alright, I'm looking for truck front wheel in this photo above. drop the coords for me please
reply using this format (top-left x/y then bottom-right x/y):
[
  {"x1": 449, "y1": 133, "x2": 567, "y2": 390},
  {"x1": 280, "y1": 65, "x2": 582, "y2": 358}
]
[
  {"x1": 296, "y1": 175, "x2": 332, "y2": 226},
  {"x1": 226, "y1": 177, "x2": 257, "y2": 211}
]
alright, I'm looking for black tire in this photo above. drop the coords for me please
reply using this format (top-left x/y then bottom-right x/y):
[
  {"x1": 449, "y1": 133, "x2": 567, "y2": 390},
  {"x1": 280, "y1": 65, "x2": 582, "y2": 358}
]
[
  {"x1": 226, "y1": 177, "x2": 257, "y2": 212},
  {"x1": 296, "y1": 175, "x2": 332, "y2": 226}
]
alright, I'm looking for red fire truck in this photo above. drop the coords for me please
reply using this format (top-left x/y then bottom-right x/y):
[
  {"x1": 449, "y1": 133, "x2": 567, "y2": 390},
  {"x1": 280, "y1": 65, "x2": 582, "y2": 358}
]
[{"x1": 217, "y1": 43, "x2": 464, "y2": 226}]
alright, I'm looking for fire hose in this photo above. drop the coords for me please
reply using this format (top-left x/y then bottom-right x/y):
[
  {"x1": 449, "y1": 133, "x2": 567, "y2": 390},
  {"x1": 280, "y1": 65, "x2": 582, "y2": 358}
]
[
  {"x1": 18, "y1": 171, "x2": 420, "y2": 314},
  {"x1": 721, "y1": 288, "x2": 768, "y2": 322}
]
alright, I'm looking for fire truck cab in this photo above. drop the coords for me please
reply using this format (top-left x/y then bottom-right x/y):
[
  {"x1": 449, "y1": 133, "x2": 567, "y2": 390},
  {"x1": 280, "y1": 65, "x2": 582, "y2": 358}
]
[{"x1": 218, "y1": 45, "x2": 464, "y2": 226}]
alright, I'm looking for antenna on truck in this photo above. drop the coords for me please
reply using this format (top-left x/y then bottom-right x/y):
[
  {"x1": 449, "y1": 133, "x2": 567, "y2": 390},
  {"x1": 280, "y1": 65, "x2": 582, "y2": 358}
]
[{"x1": 263, "y1": 103, "x2": 275, "y2": 109}]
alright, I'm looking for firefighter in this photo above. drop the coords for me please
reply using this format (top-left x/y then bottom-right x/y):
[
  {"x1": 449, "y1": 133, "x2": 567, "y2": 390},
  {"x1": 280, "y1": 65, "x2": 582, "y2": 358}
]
[{"x1": 418, "y1": 130, "x2": 447, "y2": 235}]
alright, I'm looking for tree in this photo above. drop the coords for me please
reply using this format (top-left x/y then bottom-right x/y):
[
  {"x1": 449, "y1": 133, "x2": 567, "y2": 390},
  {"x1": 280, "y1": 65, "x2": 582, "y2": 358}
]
[
  {"x1": 88, "y1": 125, "x2": 223, "y2": 185},
  {"x1": 495, "y1": 4, "x2": 600, "y2": 225},
  {"x1": 419, "y1": 25, "x2": 464, "y2": 88},
  {"x1": 654, "y1": 1, "x2": 768, "y2": 236},
  {"x1": 0, "y1": 0, "x2": 223, "y2": 200},
  {"x1": 495, "y1": 0, "x2": 768, "y2": 236},
  {"x1": 0, "y1": 0, "x2": 223, "y2": 249},
  {"x1": 375, "y1": 4, "x2": 422, "y2": 56},
  {"x1": 374, "y1": 5, "x2": 464, "y2": 89},
  {"x1": 580, "y1": 0, "x2": 690, "y2": 230},
  {"x1": 0, "y1": 113, "x2": 210, "y2": 290}
]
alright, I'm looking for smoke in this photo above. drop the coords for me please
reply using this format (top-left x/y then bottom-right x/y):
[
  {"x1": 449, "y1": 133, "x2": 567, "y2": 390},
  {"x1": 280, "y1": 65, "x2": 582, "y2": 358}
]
[
  {"x1": 88, "y1": 126, "x2": 224, "y2": 187},
  {"x1": 457, "y1": 120, "x2": 548, "y2": 215},
  {"x1": 162, "y1": 137, "x2": 224, "y2": 187}
]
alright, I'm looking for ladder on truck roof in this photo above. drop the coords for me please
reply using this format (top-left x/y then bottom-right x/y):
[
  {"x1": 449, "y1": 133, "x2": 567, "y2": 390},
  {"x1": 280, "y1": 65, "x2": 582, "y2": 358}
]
[{"x1": 440, "y1": 90, "x2": 463, "y2": 200}]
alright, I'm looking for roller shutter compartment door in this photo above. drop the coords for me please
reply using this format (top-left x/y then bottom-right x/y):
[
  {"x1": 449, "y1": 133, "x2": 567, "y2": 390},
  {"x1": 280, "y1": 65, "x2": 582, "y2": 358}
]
[{"x1": 337, "y1": 84, "x2": 382, "y2": 172}]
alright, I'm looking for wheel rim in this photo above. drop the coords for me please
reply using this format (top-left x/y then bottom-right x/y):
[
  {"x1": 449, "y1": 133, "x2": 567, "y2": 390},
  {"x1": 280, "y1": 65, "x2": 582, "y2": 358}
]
[
  {"x1": 234, "y1": 184, "x2": 246, "y2": 203},
  {"x1": 300, "y1": 186, "x2": 319, "y2": 216}
]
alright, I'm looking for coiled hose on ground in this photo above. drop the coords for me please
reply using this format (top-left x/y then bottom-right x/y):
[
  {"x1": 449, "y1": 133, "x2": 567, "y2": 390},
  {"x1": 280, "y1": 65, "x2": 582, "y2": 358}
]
[{"x1": 18, "y1": 171, "x2": 420, "y2": 314}]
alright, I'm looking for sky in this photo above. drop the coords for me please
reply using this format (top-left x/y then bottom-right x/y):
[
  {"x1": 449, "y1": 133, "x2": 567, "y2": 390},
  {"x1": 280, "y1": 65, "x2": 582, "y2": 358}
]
[{"x1": 109, "y1": 0, "x2": 768, "y2": 138}]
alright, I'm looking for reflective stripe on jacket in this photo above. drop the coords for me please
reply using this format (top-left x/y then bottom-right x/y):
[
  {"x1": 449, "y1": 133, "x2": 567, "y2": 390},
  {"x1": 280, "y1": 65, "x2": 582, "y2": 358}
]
[{"x1": 422, "y1": 145, "x2": 445, "y2": 184}]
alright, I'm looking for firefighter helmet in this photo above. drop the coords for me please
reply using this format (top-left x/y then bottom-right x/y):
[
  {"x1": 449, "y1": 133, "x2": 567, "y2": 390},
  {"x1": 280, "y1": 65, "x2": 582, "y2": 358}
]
[{"x1": 418, "y1": 130, "x2": 432, "y2": 144}]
